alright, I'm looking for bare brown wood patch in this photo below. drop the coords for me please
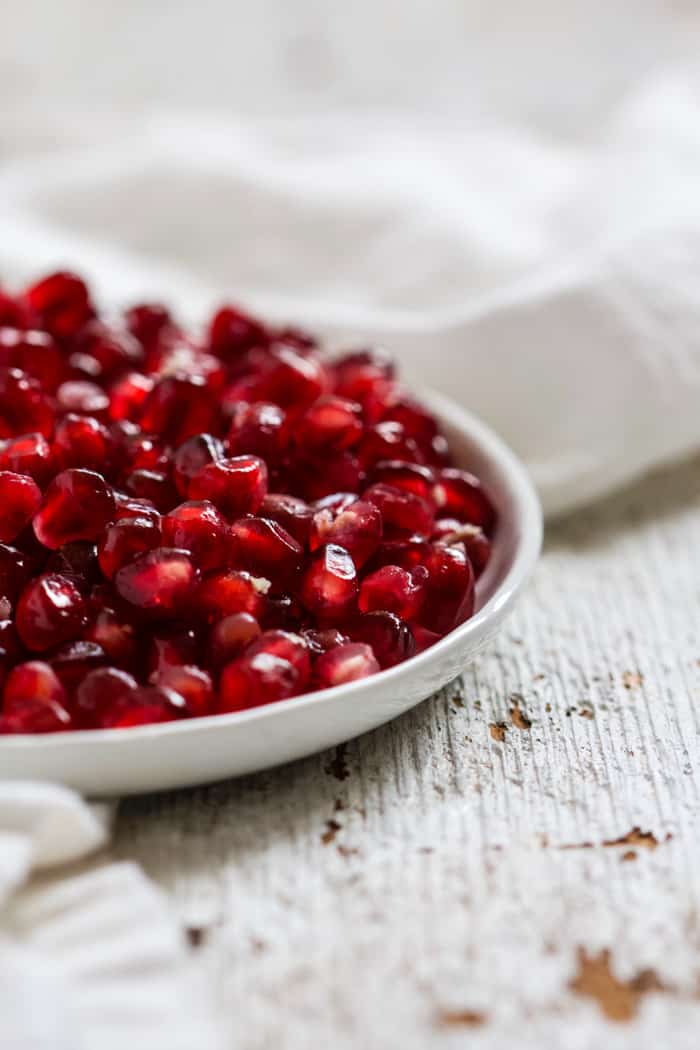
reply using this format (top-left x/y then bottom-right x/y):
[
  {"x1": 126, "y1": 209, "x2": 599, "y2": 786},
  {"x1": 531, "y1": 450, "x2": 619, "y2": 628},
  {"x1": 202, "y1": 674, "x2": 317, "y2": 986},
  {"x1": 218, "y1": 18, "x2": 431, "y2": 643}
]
[{"x1": 569, "y1": 948, "x2": 666, "y2": 1022}]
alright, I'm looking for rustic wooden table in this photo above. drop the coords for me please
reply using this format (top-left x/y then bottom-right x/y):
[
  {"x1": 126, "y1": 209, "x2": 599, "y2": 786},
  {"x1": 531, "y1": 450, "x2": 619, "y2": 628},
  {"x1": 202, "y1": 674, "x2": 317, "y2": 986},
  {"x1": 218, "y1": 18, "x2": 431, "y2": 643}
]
[{"x1": 113, "y1": 455, "x2": 700, "y2": 1050}]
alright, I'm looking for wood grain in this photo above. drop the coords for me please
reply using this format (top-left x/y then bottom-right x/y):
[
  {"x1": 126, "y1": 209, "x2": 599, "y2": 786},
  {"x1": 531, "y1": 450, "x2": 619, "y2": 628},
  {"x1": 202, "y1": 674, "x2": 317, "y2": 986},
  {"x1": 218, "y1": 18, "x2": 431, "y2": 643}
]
[{"x1": 113, "y1": 454, "x2": 700, "y2": 1049}]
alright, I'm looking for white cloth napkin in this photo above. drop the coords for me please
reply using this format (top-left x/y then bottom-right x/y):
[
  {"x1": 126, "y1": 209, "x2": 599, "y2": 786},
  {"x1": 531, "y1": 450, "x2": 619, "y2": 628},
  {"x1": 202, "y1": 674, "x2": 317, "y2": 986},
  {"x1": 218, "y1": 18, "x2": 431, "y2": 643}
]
[{"x1": 0, "y1": 783, "x2": 222, "y2": 1050}]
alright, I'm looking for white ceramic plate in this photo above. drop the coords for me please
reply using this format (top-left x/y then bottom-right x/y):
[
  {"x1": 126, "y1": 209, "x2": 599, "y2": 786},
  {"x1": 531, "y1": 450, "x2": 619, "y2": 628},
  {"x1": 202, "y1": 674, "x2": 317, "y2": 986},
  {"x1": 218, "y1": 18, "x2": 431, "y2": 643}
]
[{"x1": 0, "y1": 390, "x2": 542, "y2": 797}]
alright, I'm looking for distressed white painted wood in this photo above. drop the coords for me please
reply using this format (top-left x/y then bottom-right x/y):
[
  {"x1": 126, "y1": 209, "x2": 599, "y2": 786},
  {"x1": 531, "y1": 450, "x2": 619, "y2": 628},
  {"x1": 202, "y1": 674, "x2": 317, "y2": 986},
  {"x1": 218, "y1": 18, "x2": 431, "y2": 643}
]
[{"x1": 113, "y1": 455, "x2": 700, "y2": 1049}]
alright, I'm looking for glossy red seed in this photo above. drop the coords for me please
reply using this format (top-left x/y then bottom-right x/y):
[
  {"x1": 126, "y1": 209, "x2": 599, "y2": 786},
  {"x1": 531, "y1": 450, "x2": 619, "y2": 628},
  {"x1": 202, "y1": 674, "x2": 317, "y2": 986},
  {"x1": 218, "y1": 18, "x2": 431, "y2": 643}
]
[
  {"x1": 259, "y1": 493, "x2": 313, "y2": 546},
  {"x1": 0, "y1": 543, "x2": 30, "y2": 601},
  {"x1": 15, "y1": 573, "x2": 86, "y2": 651},
  {"x1": 120, "y1": 433, "x2": 169, "y2": 474},
  {"x1": 434, "y1": 469, "x2": 496, "y2": 534},
  {"x1": 33, "y1": 469, "x2": 115, "y2": 548},
  {"x1": 98, "y1": 516, "x2": 162, "y2": 579},
  {"x1": 228, "y1": 517, "x2": 302, "y2": 590},
  {"x1": 209, "y1": 304, "x2": 267, "y2": 358},
  {"x1": 113, "y1": 494, "x2": 160, "y2": 524},
  {"x1": 299, "y1": 544, "x2": 358, "y2": 622},
  {"x1": 291, "y1": 450, "x2": 364, "y2": 502},
  {"x1": 188, "y1": 455, "x2": 267, "y2": 518},
  {"x1": 218, "y1": 651, "x2": 300, "y2": 713},
  {"x1": 100, "y1": 685, "x2": 188, "y2": 728},
  {"x1": 72, "y1": 320, "x2": 144, "y2": 377},
  {"x1": 25, "y1": 272, "x2": 93, "y2": 340},
  {"x1": 418, "y1": 543, "x2": 475, "y2": 635},
  {"x1": 49, "y1": 640, "x2": 106, "y2": 695},
  {"x1": 295, "y1": 396, "x2": 363, "y2": 451},
  {"x1": 108, "y1": 372, "x2": 154, "y2": 421},
  {"x1": 206, "y1": 612, "x2": 261, "y2": 669},
  {"x1": 255, "y1": 346, "x2": 328, "y2": 413},
  {"x1": 53, "y1": 414, "x2": 110, "y2": 472},
  {"x1": 370, "y1": 460, "x2": 435, "y2": 502},
  {"x1": 363, "y1": 482, "x2": 434, "y2": 538},
  {"x1": 227, "y1": 402, "x2": 289, "y2": 463},
  {"x1": 114, "y1": 548, "x2": 198, "y2": 615},
  {"x1": 83, "y1": 607, "x2": 139, "y2": 668},
  {"x1": 172, "y1": 433, "x2": 225, "y2": 499},
  {"x1": 0, "y1": 432, "x2": 53, "y2": 483},
  {"x1": 125, "y1": 303, "x2": 174, "y2": 350},
  {"x1": 333, "y1": 350, "x2": 394, "y2": 406},
  {"x1": 245, "y1": 629, "x2": 311, "y2": 682},
  {"x1": 0, "y1": 367, "x2": 54, "y2": 436},
  {"x1": 309, "y1": 499, "x2": 381, "y2": 567},
  {"x1": 0, "y1": 328, "x2": 64, "y2": 391},
  {"x1": 1, "y1": 661, "x2": 71, "y2": 733},
  {"x1": 74, "y1": 666, "x2": 138, "y2": 727},
  {"x1": 46, "y1": 541, "x2": 100, "y2": 593},
  {"x1": 301, "y1": 627, "x2": 349, "y2": 656},
  {"x1": 139, "y1": 374, "x2": 218, "y2": 445},
  {"x1": 56, "y1": 380, "x2": 110, "y2": 417},
  {"x1": 162, "y1": 501, "x2": 229, "y2": 572},
  {"x1": 365, "y1": 535, "x2": 430, "y2": 572},
  {"x1": 0, "y1": 472, "x2": 41, "y2": 542},
  {"x1": 432, "y1": 520, "x2": 491, "y2": 577},
  {"x1": 381, "y1": 393, "x2": 437, "y2": 447},
  {"x1": 355, "y1": 421, "x2": 422, "y2": 470},
  {"x1": 124, "y1": 469, "x2": 177, "y2": 512},
  {"x1": 349, "y1": 611, "x2": 416, "y2": 669},
  {"x1": 0, "y1": 291, "x2": 31, "y2": 329},
  {"x1": 313, "y1": 642, "x2": 379, "y2": 688},
  {"x1": 147, "y1": 627, "x2": 200, "y2": 676},
  {"x1": 413, "y1": 625, "x2": 442, "y2": 653},
  {"x1": 0, "y1": 618, "x2": 21, "y2": 662},
  {"x1": 152, "y1": 665, "x2": 213, "y2": 717},
  {"x1": 196, "y1": 570, "x2": 269, "y2": 624},
  {"x1": 358, "y1": 564, "x2": 428, "y2": 621}
]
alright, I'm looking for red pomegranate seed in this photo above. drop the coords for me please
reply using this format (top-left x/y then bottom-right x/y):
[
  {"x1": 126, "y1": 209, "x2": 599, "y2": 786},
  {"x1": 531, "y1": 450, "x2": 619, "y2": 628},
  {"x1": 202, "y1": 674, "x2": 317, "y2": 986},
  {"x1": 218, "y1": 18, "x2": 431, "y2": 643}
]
[
  {"x1": 333, "y1": 350, "x2": 394, "y2": 406},
  {"x1": 46, "y1": 541, "x2": 100, "y2": 593},
  {"x1": 125, "y1": 303, "x2": 174, "y2": 350},
  {"x1": 309, "y1": 499, "x2": 381, "y2": 567},
  {"x1": 418, "y1": 543, "x2": 475, "y2": 634},
  {"x1": 108, "y1": 372, "x2": 154, "y2": 421},
  {"x1": 349, "y1": 611, "x2": 416, "y2": 669},
  {"x1": 53, "y1": 414, "x2": 110, "y2": 472},
  {"x1": 0, "y1": 617, "x2": 21, "y2": 661},
  {"x1": 98, "y1": 516, "x2": 162, "y2": 579},
  {"x1": 34, "y1": 469, "x2": 115, "y2": 548},
  {"x1": 0, "y1": 472, "x2": 41, "y2": 542},
  {"x1": 0, "y1": 543, "x2": 30, "y2": 601},
  {"x1": 152, "y1": 665, "x2": 213, "y2": 717},
  {"x1": 196, "y1": 569, "x2": 269, "y2": 624},
  {"x1": 207, "y1": 611, "x2": 261, "y2": 669},
  {"x1": 0, "y1": 290, "x2": 31, "y2": 329},
  {"x1": 124, "y1": 469, "x2": 177, "y2": 512},
  {"x1": 147, "y1": 626, "x2": 200, "y2": 675},
  {"x1": 434, "y1": 468, "x2": 496, "y2": 534},
  {"x1": 84, "y1": 607, "x2": 139, "y2": 668},
  {"x1": 255, "y1": 345, "x2": 328, "y2": 413},
  {"x1": 313, "y1": 642, "x2": 379, "y2": 688},
  {"x1": 74, "y1": 666, "x2": 138, "y2": 727},
  {"x1": 432, "y1": 520, "x2": 491, "y2": 577},
  {"x1": 209, "y1": 304, "x2": 267, "y2": 358},
  {"x1": 301, "y1": 627, "x2": 349, "y2": 656},
  {"x1": 161, "y1": 501, "x2": 229, "y2": 572},
  {"x1": 365, "y1": 535, "x2": 430, "y2": 572},
  {"x1": 113, "y1": 494, "x2": 160, "y2": 524},
  {"x1": 188, "y1": 455, "x2": 267, "y2": 518},
  {"x1": 259, "y1": 493, "x2": 313, "y2": 546},
  {"x1": 413, "y1": 625, "x2": 442, "y2": 653},
  {"x1": 218, "y1": 651, "x2": 300, "y2": 713},
  {"x1": 72, "y1": 320, "x2": 144, "y2": 376},
  {"x1": 358, "y1": 564, "x2": 428, "y2": 621},
  {"x1": 355, "y1": 421, "x2": 422, "y2": 470},
  {"x1": 120, "y1": 433, "x2": 169, "y2": 474},
  {"x1": 0, "y1": 367, "x2": 54, "y2": 437},
  {"x1": 227, "y1": 402, "x2": 289, "y2": 463},
  {"x1": 0, "y1": 328, "x2": 64, "y2": 391},
  {"x1": 381, "y1": 393, "x2": 437, "y2": 448},
  {"x1": 1, "y1": 661, "x2": 72, "y2": 733},
  {"x1": 56, "y1": 380, "x2": 110, "y2": 417},
  {"x1": 363, "y1": 482, "x2": 434, "y2": 538},
  {"x1": 369, "y1": 460, "x2": 435, "y2": 502},
  {"x1": 172, "y1": 432, "x2": 225, "y2": 498},
  {"x1": 100, "y1": 684, "x2": 188, "y2": 728},
  {"x1": 50, "y1": 640, "x2": 106, "y2": 695},
  {"x1": 15, "y1": 573, "x2": 86, "y2": 651},
  {"x1": 295, "y1": 396, "x2": 363, "y2": 451},
  {"x1": 291, "y1": 449, "x2": 364, "y2": 502},
  {"x1": 25, "y1": 272, "x2": 93, "y2": 340},
  {"x1": 0, "y1": 432, "x2": 53, "y2": 483},
  {"x1": 114, "y1": 548, "x2": 198, "y2": 616},
  {"x1": 245, "y1": 629, "x2": 311, "y2": 682},
  {"x1": 139, "y1": 374, "x2": 218, "y2": 445},
  {"x1": 299, "y1": 544, "x2": 358, "y2": 622},
  {"x1": 228, "y1": 517, "x2": 303, "y2": 590}
]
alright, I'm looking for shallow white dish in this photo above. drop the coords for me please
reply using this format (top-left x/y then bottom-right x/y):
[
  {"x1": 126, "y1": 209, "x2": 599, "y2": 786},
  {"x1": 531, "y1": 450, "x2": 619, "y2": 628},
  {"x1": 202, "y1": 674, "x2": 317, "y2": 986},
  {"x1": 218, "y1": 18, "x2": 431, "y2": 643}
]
[{"x1": 0, "y1": 390, "x2": 542, "y2": 797}]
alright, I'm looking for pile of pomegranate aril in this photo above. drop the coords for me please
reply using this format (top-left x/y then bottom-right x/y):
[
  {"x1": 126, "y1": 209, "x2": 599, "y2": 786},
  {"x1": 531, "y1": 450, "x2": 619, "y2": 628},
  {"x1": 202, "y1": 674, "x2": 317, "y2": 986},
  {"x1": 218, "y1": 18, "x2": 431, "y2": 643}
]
[{"x1": 0, "y1": 271, "x2": 497, "y2": 735}]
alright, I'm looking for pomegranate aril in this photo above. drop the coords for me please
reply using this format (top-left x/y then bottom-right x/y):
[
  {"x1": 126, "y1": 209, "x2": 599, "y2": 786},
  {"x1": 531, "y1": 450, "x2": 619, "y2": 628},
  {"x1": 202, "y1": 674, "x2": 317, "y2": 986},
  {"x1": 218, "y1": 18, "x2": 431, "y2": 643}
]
[
  {"x1": 0, "y1": 432, "x2": 53, "y2": 483},
  {"x1": 172, "y1": 432, "x2": 225, "y2": 498},
  {"x1": 72, "y1": 320, "x2": 144, "y2": 377},
  {"x1": 433, "y1": 520, "x2": 491, "y2": 577},
  {"x1": 196, "y1": 570, "x2": 269, "y2": 624},
  {"x1": 255, "y1": 345, "x2": 329, "y2": 413},
  {"x1": 355, "y1": 421, "x2": 422, "y2": 470},
  {"x1": 218, "y1": 651, "x2": 300, "y2": 713},
  {"x1": 434, "y1": 468, "x2": 496, "y2": 534},
  {"x1": 207, "y1": 612, "x2": 261, "y2": 669},
  {"x1": 113, "y1": 493, "x2": 160, "y2": 524},
  {"x1": 162, "y1": 501, "x2": 229, "y2": 572},
  {"x1": 1, "y1": 660, "x2": 72, "y2": 733},
  {"x1": 413, "y1": 625, "x2": 442, "y2": 653},
  {"x1": 124, "y1": 469, "x2": 177, "y2": 512},
  {"x1": 227, "y1": 402, "x2": 289, "y2": 463},
  {"x1": 301, "y1": 627, "x2": 349, "y2": 656},
  {"x1": 313, "y1": 642, "x2": 379, "y2": 688},
  {"x1": 0, "y1": 367, "x2": 54, "y2": 437},
  {"x1": 299, "y1": 544, "x2": 358, "y2": 622},
  {"x1": 349, "y1": 611, "x2": 416, "y2": 669},
  {"x1": 370, "y1": 460, "x2": 435, "y2": 502},
  {"x1": 84, "y1": 607, "x2": 139, "y2": 668},
  {"x1": 365, "y1": 535, "x2": 430, "y2": 572},
  {"x1": 333, "y1": 350, "x2": 394, "y2": 406},
  {"x1": 291, "y1": 449, "x2": 364, "y2": 502},
  {"x1": 309, "y1": 499, "x2": 381, "y2": 568},
  {"x1": 0, "y1": 328, "x2": 64, "y2": 391},
  {"x1": 188, "y1": 455, "x2": 267, "y2": 518},
  {"x1": 108, "y1": 372, "x2": 154, "y2": 421},
  {"x1": 261, "y1": 593, "x2": 303, "y2": 630},
  {"x1": 46, "y1": 541, "x2": 100, "y2": 593},
  {"x1": 209, "y1": 304, "x2": 267, "y2": 358},
  {"x1": 152, "y1": 665, "x2": 213, "y2": 717},
  {"x1": 114, "y1": 547, "x2": 198, "y2": 616},
  {"x1": 358, "y1": 564, "x2": 428, "y2": 621},
  {"x1": 49, "y1": 640, "x2": 107, "y2": 695},
  {"x1": 0, "y1": 472, "x2": 41, "y2": 542},
  {"x1": 0, "y1": 618, "x2": 21, "y2": 662},
  {"x1": 0, "y1": 543, "x2": 30, "y2": 601},
  {"x1": 259, "y1": 493, "x2": 313, "y2": 546},
  {"x1": 418, "y1": 543, "x2": 475, "y2": 634},
  {"x1": 120, "y1": 434, "x2": 169, "y2": 474},
  {"x1": 0, "y1": 290, "x2": 31, "y2": 329},
  {"x1": 34, "y1": 469, "x2": 115, "y2": 548},
  {"x1": 125, "y1": 303, "x2": 174, "y2": 351},
  {"x1": 295, "y1": 396, "x2": 362, "y2": 451},
  {"x1": 147, "y1": 627, "x2": 200, "y2": 675},
  {"x1": 100, "y1": 685, "x2": 188, "y2": 728},
  {"x1": 381, "y1": 393, "x2": 438, "y2": 447},
  {"x1": 228, "y1": 517, "x2": 302, "y2": 590},
  {"x1": 53, "y1": 414, "x2": 110, "y2": 472},
  {"x1": 25, "y1": 271, "x2": 93, "y2": 340},
  {"x1": 363, "y1": 482, "x2": 434, "y2": 538},
  {"x1": 245, "y1": 629, "x2": 311, "y2": 682},
  {"x1": 139, "y1": 374, "x2": 218, "y2": 445},
  {"x1": 98, "y1": 516, "x2": 162, "y2": 579},
  {"x1": 74, "y1": 666, "x2": 138, "y2": 728},
  {"x1": 56, "y1": 380, "x2": 110, "y2": 417},
  {"x1": 15, "y1": 573, "x2": 86, "y2": 651}
]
